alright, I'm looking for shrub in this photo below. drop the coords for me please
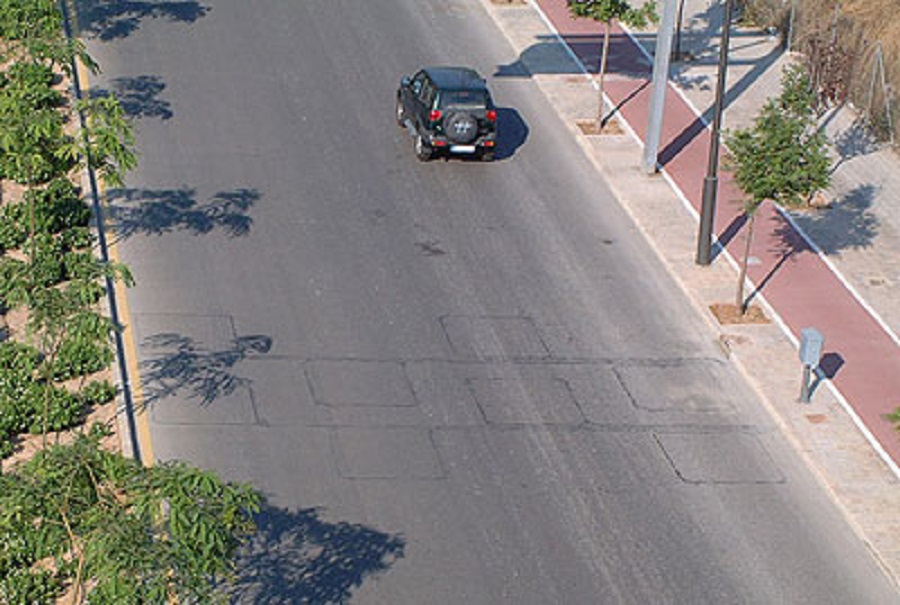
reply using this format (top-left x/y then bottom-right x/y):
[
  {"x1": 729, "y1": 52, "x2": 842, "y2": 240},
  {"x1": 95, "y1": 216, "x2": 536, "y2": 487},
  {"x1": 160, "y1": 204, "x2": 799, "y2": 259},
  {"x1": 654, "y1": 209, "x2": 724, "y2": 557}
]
[
  {"x1": 27, "y1": 385, "x2": 84, "y2": 433},
  {"x1": 0, "y1": 341, "x2": 41, "y2": 455},
  {"x1": 62, "y1": 249, "x2": 99, "y2": 282},
  {"x1": 0, "y1": 61, "x2": 62, "y2": 110},
  {"x1": 0, "y1": 202, "x2": 27, "y2": 251},
  {"x1": 60, "y1": 225, "x2": 92, "y2": 250},
  {"x1": 52, "y1": 311, "x2": 114, "y2": 380},
  {"x1": 0, "y1": 568, "x2": 61, "y2": 605},
  {"x1": 0, "y1": 256, "x2": 26, "y2": 308},
  {"x1": 79, "y1": 380, "x2": 116, "y2": 407},
  {"x1": 25, "y1": 178, "x2": 91, "y2": 235},
  {"x1": 26, "y1": 233, "x2": 66, "y2": 287}
]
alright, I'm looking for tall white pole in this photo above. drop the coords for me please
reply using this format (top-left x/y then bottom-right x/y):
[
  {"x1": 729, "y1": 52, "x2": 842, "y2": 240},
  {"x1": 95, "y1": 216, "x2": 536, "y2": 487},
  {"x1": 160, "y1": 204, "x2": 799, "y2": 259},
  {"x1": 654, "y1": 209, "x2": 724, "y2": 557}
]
[{"x1": 643, "y1": 0, "x2": 679, "y2": 174}]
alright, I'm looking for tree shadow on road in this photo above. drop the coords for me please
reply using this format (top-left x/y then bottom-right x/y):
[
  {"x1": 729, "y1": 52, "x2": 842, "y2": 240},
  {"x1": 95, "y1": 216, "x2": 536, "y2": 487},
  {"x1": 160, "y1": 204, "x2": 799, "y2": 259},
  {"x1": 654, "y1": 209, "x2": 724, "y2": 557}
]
[
  {"x1": 72, "y1": 0, "x2": 209, "y2": 40},
  {"x1": 92, "y1": 75, "x2": 173, "y2": 120},
  {"x1": 107, "y1": 187, "x2": 258, "y2": 240},
  {"x1": 140, "y1": 333, "x2": 271, "y2": 406},
  {"x1": 230, "y1": 503, "x2": 405, "y2": 604},
  {"x1": 739, "y1": 201, "x2": 809, "y2": 309}
]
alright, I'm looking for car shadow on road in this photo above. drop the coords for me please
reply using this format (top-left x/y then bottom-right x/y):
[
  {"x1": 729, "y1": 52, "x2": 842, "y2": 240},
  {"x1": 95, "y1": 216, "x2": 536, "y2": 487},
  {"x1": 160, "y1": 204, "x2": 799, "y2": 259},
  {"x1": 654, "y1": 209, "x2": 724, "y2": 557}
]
[
  {"x1": 444, "y1": 107, "x2": 528, "y2": 162},
  {"x1": 495, "y1": 107, "x2": 529, "y2": 160},
  {"x1": 106, "y1": 186, "x2": 258, "y2": 241},
  {"x1": 230, "y1": 503, "x2": 405, "y2": 603}
]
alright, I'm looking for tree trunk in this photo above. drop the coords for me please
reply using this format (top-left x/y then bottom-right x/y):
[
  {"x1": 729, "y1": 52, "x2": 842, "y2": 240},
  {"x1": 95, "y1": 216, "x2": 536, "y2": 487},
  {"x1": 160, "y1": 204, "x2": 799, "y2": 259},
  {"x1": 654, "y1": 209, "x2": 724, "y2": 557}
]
[
  {"x1": 597, "y1": 20, "x2": 612, "y2": 126},
  {"x1": 736, "y1": 210, "x2": 757, "y2": 312}
]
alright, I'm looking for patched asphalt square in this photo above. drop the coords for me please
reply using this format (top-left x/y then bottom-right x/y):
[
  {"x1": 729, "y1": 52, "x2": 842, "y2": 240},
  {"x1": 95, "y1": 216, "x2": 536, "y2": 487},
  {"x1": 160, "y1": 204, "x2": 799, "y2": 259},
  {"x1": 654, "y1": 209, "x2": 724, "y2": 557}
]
[
  {"x1": 468, "y1": 375, "x2": 584, "y2": 425},
  {"x1": 306, "y1": 360, "x2": 417, "y2": 407},
  {"x1": 655, "y1": 432, "x2": 784, "y2": 484},
  {"x1": 440, "y1": 315, "x2": 551, "y2": 360},
  {"x1": 331, "y1": 428, "x2": 444, "y2": 479},
  {"x1": 615, "y1": 360, "x2": 741, "y2": 413}
]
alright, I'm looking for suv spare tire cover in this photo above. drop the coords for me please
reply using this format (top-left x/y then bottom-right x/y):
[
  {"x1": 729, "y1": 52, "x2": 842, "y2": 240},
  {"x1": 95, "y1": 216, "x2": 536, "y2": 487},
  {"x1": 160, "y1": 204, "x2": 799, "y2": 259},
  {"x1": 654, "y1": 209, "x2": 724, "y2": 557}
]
[{"x1": 444, "y1": 111, "x2": 479, "y2": 144}]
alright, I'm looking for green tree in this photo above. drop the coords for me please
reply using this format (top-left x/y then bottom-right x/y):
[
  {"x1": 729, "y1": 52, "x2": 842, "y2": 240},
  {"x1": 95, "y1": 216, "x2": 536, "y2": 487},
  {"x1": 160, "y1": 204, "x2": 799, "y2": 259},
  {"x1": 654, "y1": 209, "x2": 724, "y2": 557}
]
[
  {"x1": 0, "y1": 60, "x2": 70, "y2": 186},
  {"x1": 568, "y1": 0, "x2": 658, "y2": 128},
  {"x1": 0, "y1": 426, "x2": 261, "y2": 604},
  {"x1": 67, "y1": 94, "x2": 137, "y2": 188},
  {"x1": 725, "y1": 64, "x2": 831, "y2": 312},
  {"x1": 0, "y1": 0, "x2": 97, "y2": 76}
]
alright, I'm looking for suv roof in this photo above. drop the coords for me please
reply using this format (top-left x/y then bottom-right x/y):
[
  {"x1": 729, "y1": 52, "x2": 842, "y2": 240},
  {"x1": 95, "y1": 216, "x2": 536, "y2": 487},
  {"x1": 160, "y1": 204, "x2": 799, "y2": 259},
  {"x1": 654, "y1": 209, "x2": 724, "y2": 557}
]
[{"x1": 422, "y1": 66, "x2": 487, "y2": 91}]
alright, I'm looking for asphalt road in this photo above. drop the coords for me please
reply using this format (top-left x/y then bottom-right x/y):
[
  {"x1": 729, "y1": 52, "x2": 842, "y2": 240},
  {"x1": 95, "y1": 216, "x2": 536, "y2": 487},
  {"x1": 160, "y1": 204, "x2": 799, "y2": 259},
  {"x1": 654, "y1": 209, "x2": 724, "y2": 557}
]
[{"x1": 77, "y1": 0, "x2": 898, "y2": 602}]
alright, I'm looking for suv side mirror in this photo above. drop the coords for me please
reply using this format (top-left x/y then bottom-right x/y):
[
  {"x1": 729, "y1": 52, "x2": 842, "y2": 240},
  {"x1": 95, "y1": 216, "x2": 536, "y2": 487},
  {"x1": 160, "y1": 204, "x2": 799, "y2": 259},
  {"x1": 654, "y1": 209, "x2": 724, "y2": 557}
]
[{"x1": 401, "y1": 76, "x2": 411, "y2": 88}]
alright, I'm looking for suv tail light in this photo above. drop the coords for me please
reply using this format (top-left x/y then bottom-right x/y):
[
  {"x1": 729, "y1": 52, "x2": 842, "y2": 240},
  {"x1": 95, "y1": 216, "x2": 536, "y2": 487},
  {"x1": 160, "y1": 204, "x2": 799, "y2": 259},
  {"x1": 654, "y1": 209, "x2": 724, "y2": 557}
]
[
  {"x1": 486, "y1": 109, "x2": 497, "y2": 122},
  {"x1": 429, "y1": 109, "x2": 442, "y2": 122}
]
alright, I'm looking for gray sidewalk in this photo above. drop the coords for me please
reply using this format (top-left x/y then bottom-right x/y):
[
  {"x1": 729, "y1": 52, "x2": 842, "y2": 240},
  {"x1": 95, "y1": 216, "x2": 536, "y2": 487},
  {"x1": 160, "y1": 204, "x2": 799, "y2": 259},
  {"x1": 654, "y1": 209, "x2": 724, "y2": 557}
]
[{"x1": 482, "y1": 0, "x2": 900, "y2": 588}]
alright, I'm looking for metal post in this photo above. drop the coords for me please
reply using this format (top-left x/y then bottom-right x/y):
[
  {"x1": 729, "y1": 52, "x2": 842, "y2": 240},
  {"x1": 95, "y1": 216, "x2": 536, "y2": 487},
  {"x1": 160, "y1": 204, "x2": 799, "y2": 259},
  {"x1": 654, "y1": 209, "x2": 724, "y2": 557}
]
[
  {"x1": 798, "y1": 328, "x2": 824, "y2": 403},
  {"x1": 673, "y1": 0, "x2": 686, "y2": 60},
  {"x1": 695, "y1": 0, "x2": 734, "y2": 266},
  {"x1": 786, "y1": 0, "x2": 795, "y2": 52},
  {"x1": 643, "y1": 0, "x2": 679, "y2": 174},
  {"x1": 799, "y1": 364, "x2": 812, "y2": 402}
]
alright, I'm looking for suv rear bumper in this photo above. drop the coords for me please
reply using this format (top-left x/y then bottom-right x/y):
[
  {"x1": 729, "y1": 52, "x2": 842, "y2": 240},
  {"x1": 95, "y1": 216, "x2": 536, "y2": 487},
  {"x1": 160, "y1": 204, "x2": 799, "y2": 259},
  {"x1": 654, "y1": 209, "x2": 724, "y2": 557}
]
[{"x1": 426, "y1": 134, "x2": 496, "y2": 153}]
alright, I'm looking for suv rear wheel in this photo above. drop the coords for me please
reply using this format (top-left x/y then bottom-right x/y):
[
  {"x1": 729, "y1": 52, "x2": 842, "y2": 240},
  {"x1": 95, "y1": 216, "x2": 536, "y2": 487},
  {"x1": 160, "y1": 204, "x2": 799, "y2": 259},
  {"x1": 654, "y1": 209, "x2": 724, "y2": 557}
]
[{"x1": 415, "y1": 134, "x2": 433, "y2": 161}]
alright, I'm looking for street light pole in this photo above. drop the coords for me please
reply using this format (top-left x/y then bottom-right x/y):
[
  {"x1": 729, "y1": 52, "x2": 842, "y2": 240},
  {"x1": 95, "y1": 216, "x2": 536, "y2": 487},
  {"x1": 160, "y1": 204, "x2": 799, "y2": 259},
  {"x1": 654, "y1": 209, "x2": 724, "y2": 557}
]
[
  {"x1": 695, "y1": 0, "x2": 734, "y2": 266},
  {"x1": 643, "y1": 0, "x2": 679, "y2": 174}
]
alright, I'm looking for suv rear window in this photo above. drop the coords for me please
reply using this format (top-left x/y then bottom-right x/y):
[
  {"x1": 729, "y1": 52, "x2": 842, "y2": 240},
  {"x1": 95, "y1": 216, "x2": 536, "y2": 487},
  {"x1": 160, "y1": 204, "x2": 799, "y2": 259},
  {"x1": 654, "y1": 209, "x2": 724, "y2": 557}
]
[{"x1": 438, "y1": 90, "x2": 488, "y2": 109}]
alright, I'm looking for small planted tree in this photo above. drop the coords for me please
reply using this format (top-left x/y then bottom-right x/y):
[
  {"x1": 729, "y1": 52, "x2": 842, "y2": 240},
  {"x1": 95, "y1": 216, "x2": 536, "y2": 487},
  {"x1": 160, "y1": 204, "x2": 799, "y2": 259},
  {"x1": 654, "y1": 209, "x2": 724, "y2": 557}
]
[
  {"x1": 725, "y1": 64, "x2": 831, "y2": 312},
  {"x1": 568, "y1": 0, "x2": 658, "y2": 129}
]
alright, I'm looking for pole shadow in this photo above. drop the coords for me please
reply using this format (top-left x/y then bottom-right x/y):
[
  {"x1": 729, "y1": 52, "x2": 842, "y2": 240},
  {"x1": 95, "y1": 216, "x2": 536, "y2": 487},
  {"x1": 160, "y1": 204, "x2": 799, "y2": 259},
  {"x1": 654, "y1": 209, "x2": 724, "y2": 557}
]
[
  {"x1": 810, "y1": 352, "x2": 844, "y2": 395},
  {"x1": 658, "y1": 44, "x2": 783, "y2": 167},
  {"x1": 230, "y1": 503, "x2": 405, "y2": 603},
  {"x1": 714, "y1": 211, "x2": 747, "y2": 253}
]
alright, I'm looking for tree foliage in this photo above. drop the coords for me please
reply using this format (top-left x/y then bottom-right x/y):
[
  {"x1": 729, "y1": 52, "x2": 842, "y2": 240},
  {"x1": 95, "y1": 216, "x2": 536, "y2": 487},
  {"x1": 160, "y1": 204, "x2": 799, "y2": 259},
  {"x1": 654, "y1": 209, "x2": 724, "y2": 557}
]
[
  {"x1": 725, "y1": 64, "x2": 831, "y2": 310},
  {"x1": 71, "y1": 94, "x2": 138, "y2": 188},
  {"x1": 0, "y1": 426, "x2": 261, "y2": 604},
  {"x1": 0, "y1": 0, "x2": 97, "y2": 75},
  {"x1": 568, "y1": 0, "x2": 658, "y2": 125}
]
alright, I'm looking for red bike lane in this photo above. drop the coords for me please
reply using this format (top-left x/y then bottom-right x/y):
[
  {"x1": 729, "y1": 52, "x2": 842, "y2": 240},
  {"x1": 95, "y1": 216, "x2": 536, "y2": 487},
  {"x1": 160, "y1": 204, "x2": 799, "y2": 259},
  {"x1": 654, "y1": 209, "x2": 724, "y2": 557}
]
[{"x1": 534, "y1": 0, "x2": 900, "y2": 468}]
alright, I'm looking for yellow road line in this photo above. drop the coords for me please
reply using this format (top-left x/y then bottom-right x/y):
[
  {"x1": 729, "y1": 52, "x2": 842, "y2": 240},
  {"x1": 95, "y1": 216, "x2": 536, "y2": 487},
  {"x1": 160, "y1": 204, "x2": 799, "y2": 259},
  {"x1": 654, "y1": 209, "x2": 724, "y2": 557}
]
[{"x1": 75, "y1": 56, "x2": 155, "y2": 467}]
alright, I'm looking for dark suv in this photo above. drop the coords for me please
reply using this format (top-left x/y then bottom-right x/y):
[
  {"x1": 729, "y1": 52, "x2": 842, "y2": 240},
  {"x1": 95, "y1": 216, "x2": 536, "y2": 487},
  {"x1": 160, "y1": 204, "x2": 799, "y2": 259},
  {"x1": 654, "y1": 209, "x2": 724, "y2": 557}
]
[{"x1": 396, "y1": 66, "x2": 497, "y2": 161}]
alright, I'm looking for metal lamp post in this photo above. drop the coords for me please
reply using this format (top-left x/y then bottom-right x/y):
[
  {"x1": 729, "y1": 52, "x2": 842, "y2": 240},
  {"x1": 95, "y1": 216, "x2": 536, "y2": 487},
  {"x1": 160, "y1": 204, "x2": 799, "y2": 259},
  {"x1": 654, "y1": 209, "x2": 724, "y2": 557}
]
[{"x1": 695, "y1": 0, "x2": 735, "y2": 266}]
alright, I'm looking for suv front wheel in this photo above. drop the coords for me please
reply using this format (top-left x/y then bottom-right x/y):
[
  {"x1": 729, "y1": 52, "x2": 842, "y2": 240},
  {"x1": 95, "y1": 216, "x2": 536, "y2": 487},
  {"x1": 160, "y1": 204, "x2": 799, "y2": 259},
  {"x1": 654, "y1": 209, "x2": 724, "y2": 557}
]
[{"x1": 395, "y1": 98, "x2": 406, "y2": 127}]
